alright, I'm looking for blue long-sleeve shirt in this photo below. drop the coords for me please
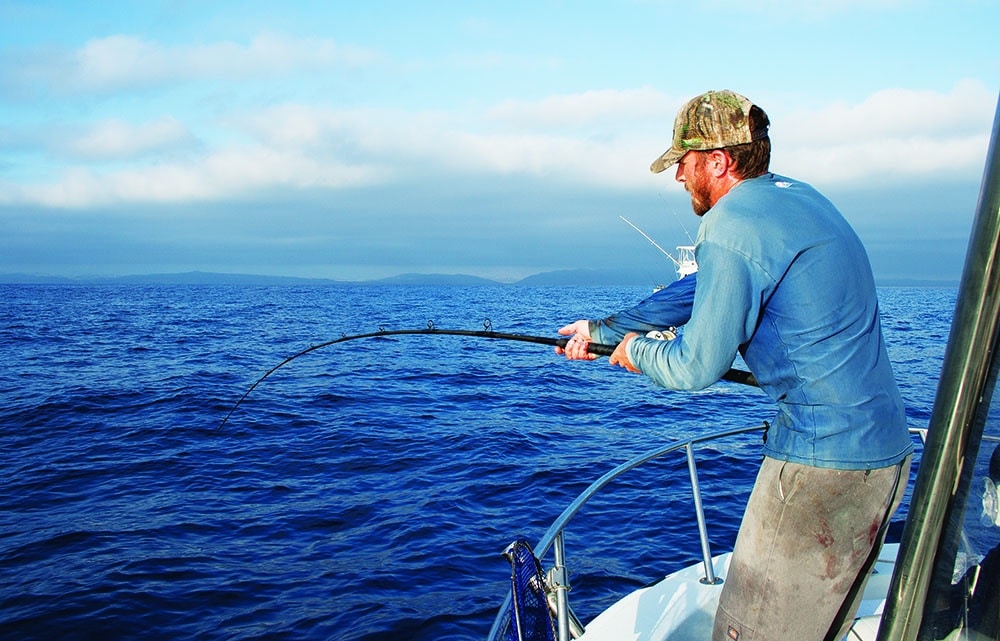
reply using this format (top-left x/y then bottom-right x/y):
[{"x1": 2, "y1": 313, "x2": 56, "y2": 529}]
[{"x1": 625, "y1": 174, "x2": 912, "y2": 470}]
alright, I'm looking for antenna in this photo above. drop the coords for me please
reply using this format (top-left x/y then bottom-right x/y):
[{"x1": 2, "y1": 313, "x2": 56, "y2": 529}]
[
  {"x1": 676, "y1": 212, "x2": 695, "y2": 245},
  {"x1": 619, "y1": 216, "x2": 681, "y2": 268}
]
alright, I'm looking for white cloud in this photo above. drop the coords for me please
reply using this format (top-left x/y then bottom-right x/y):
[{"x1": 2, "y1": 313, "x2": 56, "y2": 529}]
[
  {"x1": 438, "y1": 81, "x2": 995, "y2": 189},
  {"x1": 5, "y1": 33, "x2": 381, "y2": 95},
  {"x1": 233, "y1": 101, "x2": 665, "y2": 188},
  {"x1": 689, "y1": 0, "x2": 908, "y2": 19},
  {"x1": 488, "y1": 86, "x2": 676, "y2": 130},
  {"x1": 60, "y1": 117, "x2": 196, "y2": 160},
  {"x1": 232, "y1": 104, "x2": 374, "y2": 149},
  {"x1": 1, "y1": 145, "x2": 382, "y2": 208},
  {"x1": 2, "y1": 80, "x2": 994, "y2": 209},
  {"x1": 87, "y1": 33, "x2": 378, "y2": 89},
  {"x1": 776, "y1": 80, "x2": 995, "y2": 184},
  {"x1": 781, "y1": 80, "x2": 992, "y2": 143}
]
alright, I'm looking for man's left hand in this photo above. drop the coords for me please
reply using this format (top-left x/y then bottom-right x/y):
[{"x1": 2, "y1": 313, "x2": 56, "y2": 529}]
[{"x1": 610, "y1": 332, "x2": 642, "y2": 373}]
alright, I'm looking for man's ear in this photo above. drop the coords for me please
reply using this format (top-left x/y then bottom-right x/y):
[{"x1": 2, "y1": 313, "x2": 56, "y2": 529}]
[{"x1": 706, "y1": 149, "x2": 733, "y2": 178}]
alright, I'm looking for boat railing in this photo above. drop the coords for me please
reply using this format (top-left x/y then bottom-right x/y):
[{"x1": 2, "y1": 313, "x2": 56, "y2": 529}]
[
  {"x1": 486, "y1": 424, "x2": 766, "y2": 641},
  {"x1": 486, "y1": 425, "x2": 929, "y2": 641}
]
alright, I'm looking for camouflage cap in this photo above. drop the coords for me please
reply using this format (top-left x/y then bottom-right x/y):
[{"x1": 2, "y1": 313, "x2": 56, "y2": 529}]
[{"x1": 650, "y1": 90, "x2": 769, "y2": 174}]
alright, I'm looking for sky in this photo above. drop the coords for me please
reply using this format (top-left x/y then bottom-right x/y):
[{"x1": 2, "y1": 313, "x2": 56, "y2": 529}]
[{"x1": 0, "y1": 0, "x2": 997, "y2": 283}]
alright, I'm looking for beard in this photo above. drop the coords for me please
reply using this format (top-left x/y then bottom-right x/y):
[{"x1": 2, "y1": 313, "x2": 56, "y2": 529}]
[{"x1": 687, "y1": 161, "x2": 713, "y2": 216}]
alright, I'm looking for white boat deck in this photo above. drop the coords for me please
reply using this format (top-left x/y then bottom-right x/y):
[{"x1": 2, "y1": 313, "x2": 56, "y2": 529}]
[{"x1": 578, "y1": 544, "x2": 899, "y2": 641}]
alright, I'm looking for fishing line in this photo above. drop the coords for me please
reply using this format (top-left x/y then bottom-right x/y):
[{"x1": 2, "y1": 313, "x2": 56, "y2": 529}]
[
  {"x1": 657, "y1": 193, "x2": 696, "y2": 246},
  {"x1": 216, "y1": 319, "x2": 758, "y2": 431}
]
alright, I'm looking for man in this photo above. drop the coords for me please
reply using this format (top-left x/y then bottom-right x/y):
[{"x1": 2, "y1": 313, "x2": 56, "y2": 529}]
[{"x1": 557, "y1": 90, "x2": 913, "y2": 641}]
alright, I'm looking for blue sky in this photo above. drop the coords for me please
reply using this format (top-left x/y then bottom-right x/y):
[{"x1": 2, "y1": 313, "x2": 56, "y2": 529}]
[{"x1": 1, "y1": 1, "x2": 997, "y2": 282}]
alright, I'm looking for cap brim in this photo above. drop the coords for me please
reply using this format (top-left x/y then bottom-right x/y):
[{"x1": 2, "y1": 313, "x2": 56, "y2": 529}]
[{"x1": 650, "y1": 147, "x2": 685, "y2": 174}]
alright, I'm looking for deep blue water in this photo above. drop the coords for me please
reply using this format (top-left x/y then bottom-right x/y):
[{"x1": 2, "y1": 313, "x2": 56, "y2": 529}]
[{"x1": 0, "y1": 285, "x2": 958, "y2": 640}]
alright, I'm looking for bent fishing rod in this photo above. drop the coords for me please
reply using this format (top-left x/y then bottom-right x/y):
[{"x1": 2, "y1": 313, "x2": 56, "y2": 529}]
[{"x1": 217, "y1": 320, "x2": 758, "y2": 431}]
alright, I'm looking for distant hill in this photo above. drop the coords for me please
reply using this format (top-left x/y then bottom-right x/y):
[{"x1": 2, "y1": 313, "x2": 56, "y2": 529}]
[
  {"x1": 1, "y1": 270, "x2": 506, "y2": 286},
  {"x1": 0, "y1": 270, "x2": 959, "y2": 288},
  {"x1": 0, "y1": 273, "x2": 79, "y2": 285},
  {"x1": 515, "y1": 268, "x2": 662, "y2": 287},
  {"x1": 370, "y1": 273, "x2": 502, "y2": 286},
  {"x1": 0, "y1": 271, "x2": 349, "y2": 286},
  {"x1": 96, "y1": 271, "x2": 351, "y2": 286},
  {"x1": 0, "y1": 269, "x2": 652, "y2": 286}
]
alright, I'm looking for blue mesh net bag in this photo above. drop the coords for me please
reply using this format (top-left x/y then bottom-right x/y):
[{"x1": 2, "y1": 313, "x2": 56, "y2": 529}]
[{"x1": 500, "y1": 538, "x2": 555, "y2": 641}]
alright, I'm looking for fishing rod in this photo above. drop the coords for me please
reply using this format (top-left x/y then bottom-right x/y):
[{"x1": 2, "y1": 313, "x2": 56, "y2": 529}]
[
  {"x1": 216, "y1": 320, "x2": 758, "y2": 431},
  {"x1": 620, "y1": 215, "x2": 681, "y2": 269}
]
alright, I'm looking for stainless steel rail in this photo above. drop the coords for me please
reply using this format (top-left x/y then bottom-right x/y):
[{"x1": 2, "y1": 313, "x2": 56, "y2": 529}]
[
  {"x1": 878, "y1": 92, "x2": 1000, "y2": 641},
  {"x1": 486, "y1": 424, "x2": 767, "y2": 641}
]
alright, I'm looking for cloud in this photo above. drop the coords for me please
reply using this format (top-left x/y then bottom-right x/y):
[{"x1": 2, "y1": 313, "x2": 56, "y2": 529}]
[
  {"x1": 776, "y1": 80, "x2": 995, "y2": 184},
  {"x1": 2, "y1": 33, "x2": 381, "y2": 96},
  {"x1": 232, "y1": 101, "x2": 661, "y2": 189},
  {"x1": 1, "y1": 80, "x2": 994, "y2": 209},
  {"x1": 689, "y1": 0, "x2": 907, "y2": 19},
  {"x1": 782, "y1": 79, "x2": 991, "y2": 143},
  {"x1": 59, "y1": 117, "x2": 196, "y2": 160},
  {"x1": 487, "y1": 86, "x2": 675, "y2": 130},
  {"x1": 437, "y1": 81, "x2": 995, "y2": 189},
  {"x1": 0, "y1": 145, "x2": 380, "y2": 208}
]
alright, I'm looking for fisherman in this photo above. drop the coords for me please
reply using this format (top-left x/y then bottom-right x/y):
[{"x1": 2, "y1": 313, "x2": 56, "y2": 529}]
[{"x1": 556, "y1": 90, "x2": 913, "y2": 641}]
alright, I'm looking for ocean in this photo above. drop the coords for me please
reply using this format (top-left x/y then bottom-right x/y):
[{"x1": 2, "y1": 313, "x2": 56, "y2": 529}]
[{"x1": 0, "y1": 284, "x2": 958, "y2": 640}]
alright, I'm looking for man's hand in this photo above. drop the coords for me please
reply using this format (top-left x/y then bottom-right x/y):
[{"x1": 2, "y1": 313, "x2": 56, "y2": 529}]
[
  {"x1": 556, "y1": 320, "x2": 598, "y2": 360},
  {"x1": 610, "y1": 332, "x2": 642, "y2": 373}
]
